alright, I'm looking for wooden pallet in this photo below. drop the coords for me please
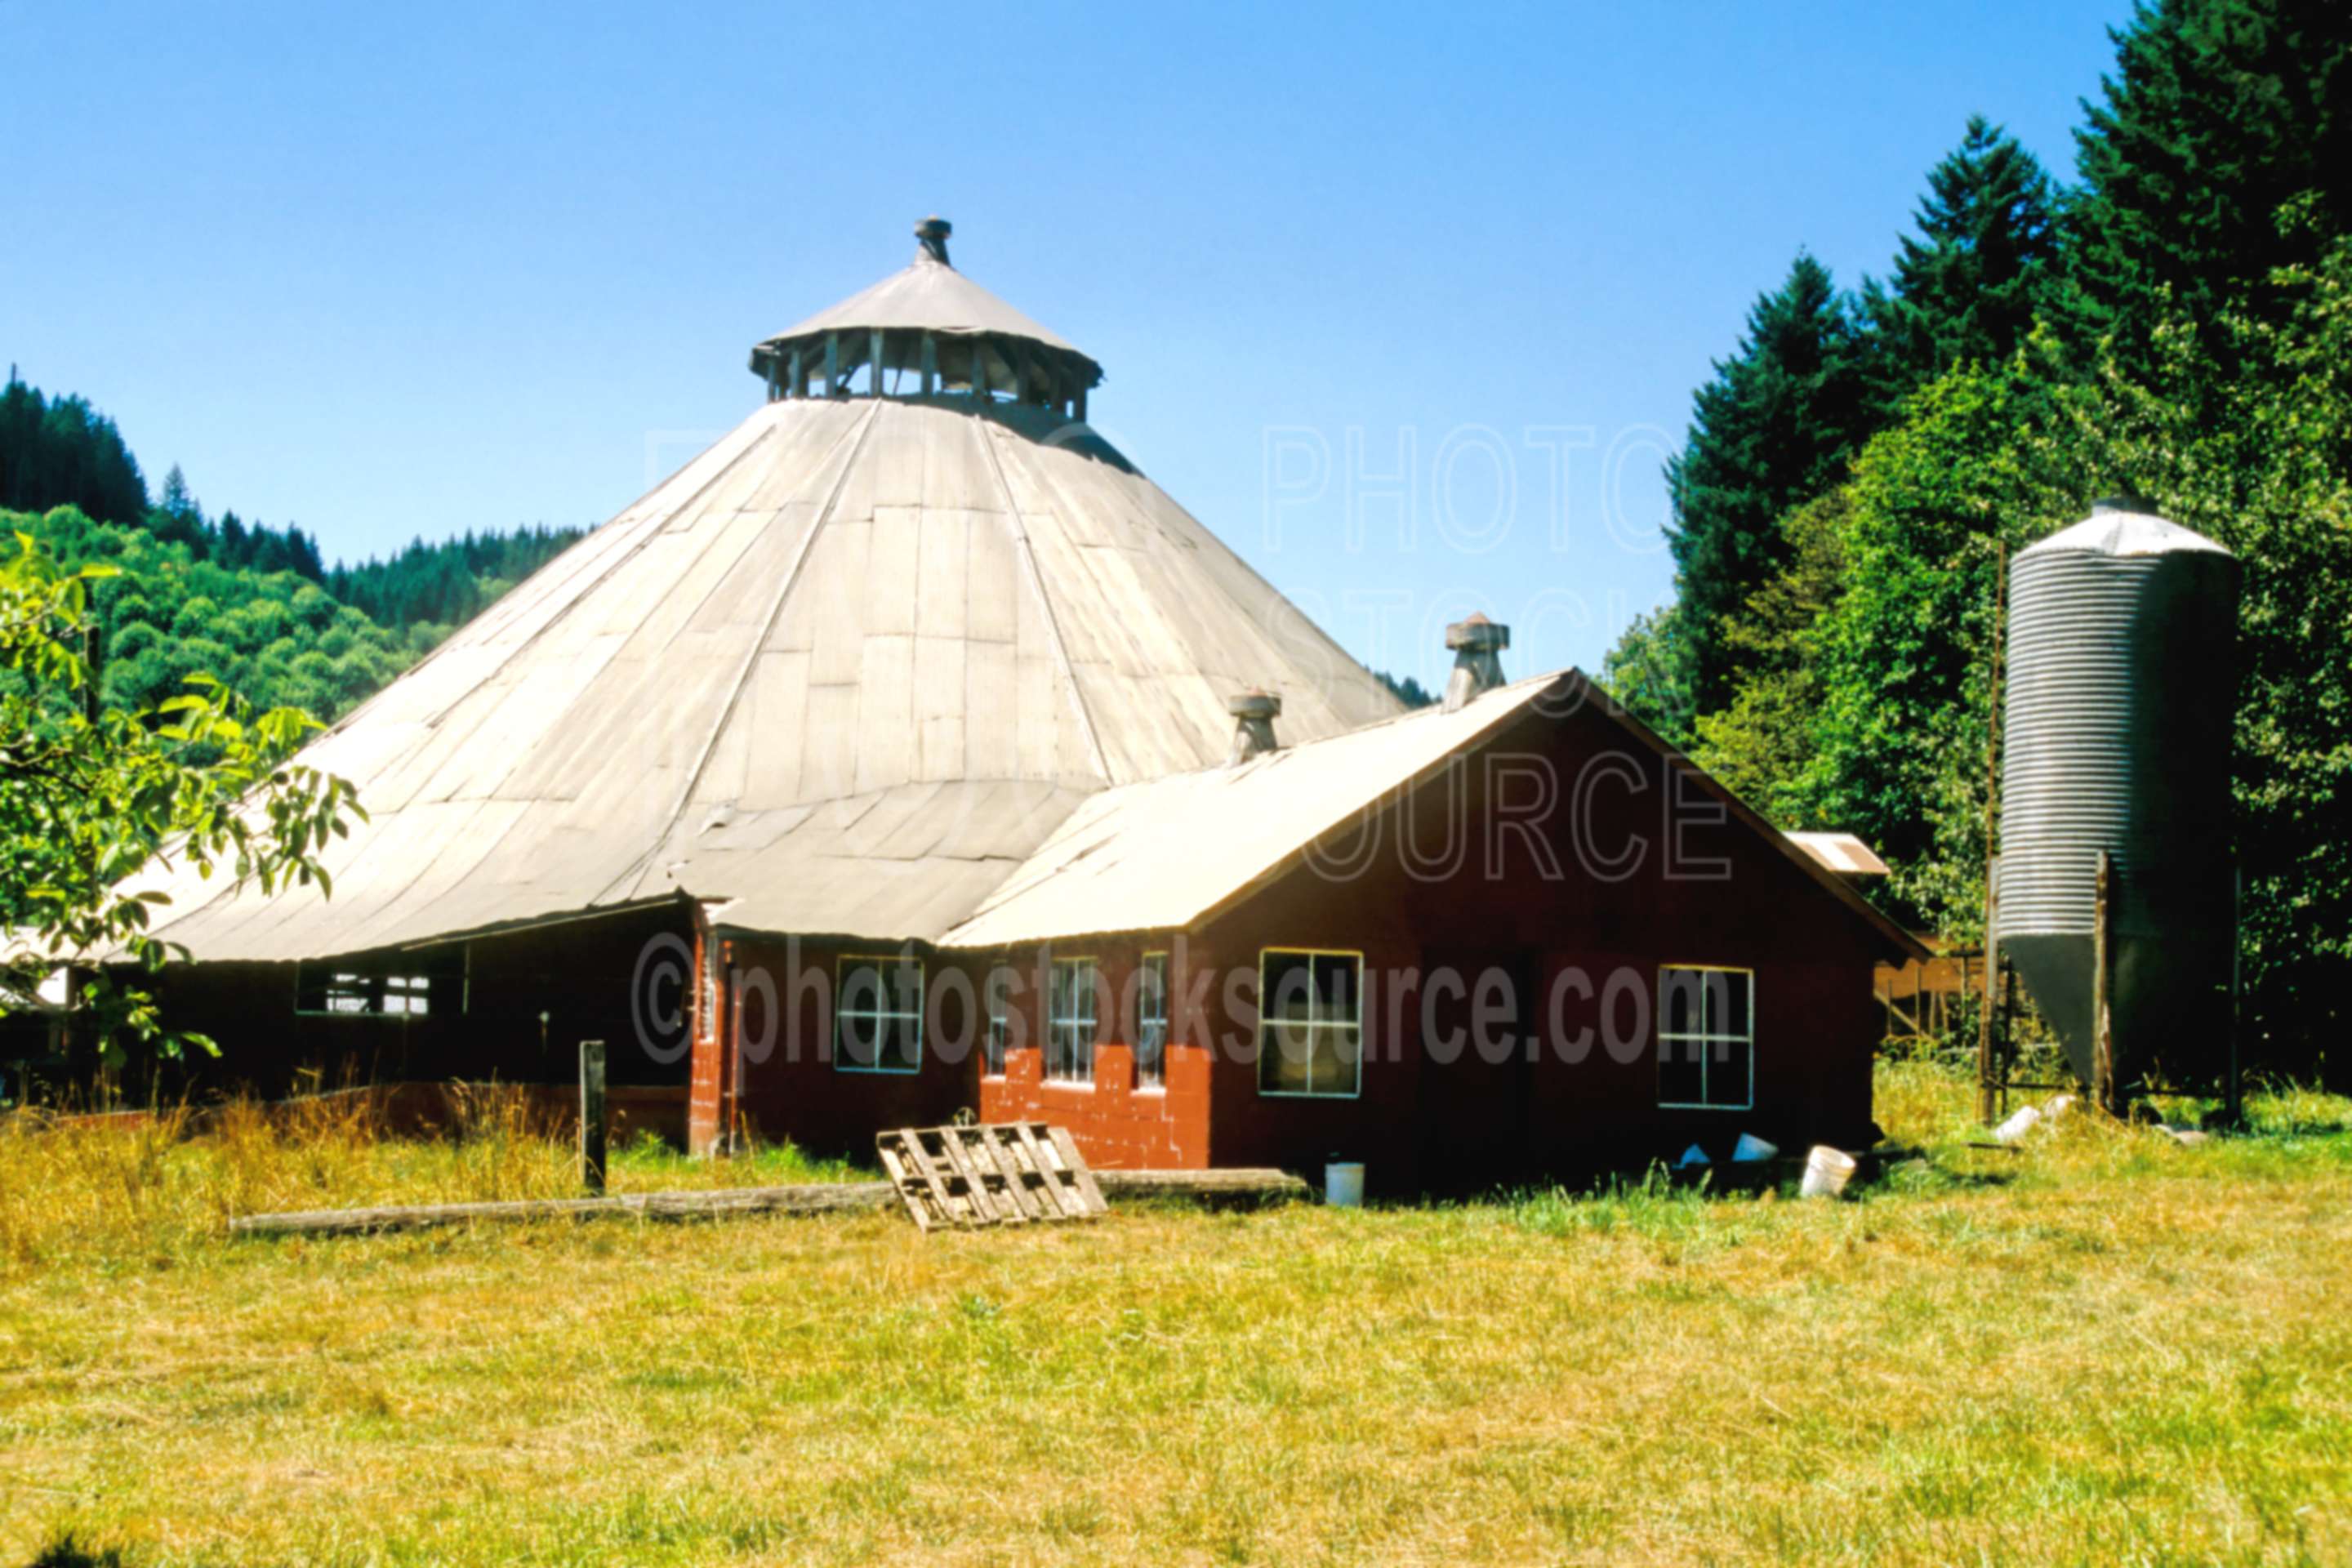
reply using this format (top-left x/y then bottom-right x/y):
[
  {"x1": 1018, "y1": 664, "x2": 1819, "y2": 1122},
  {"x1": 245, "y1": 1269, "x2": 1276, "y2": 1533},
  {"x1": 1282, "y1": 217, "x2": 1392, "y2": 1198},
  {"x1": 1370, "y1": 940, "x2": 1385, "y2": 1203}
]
[{"x1": 875, "y1": 1122, "x2": 1107, "y2": 1231}]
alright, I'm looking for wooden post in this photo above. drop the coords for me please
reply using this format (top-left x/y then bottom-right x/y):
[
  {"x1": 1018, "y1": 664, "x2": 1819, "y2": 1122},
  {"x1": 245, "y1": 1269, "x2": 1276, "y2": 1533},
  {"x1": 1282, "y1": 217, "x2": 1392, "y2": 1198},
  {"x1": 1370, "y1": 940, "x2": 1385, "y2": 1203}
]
[
  {"x1": 969, "y1": 337, "x2": 989, "y2": 401},
  {"x1": 920, "y1": 332, "x2": 937, "y2": 396},
  {"x1": 871, "y1": 328, "x2": 886, "y2": 397},
  {"x1": 579, "y1": 1039, "x2": 608, "y2": 1195},
  {"x1": 823, "y1": 333, "x2": 840, "y2": 399},
  {"x1": 1977, "y1": 542, "x2": 2007, "y2": 1125},
  {"x1": 2227, "y1": 862, "x2": 2244, "y2": 1128},
  {"x1": 787, "y1": 346, "x2": 802, "y2": 400},
  {"x1": 2091, "y1": 852, "x2": 2116, "y2": 1117},
  {"x1": 1996, "y1": 953, "x2": 2016, "y2": 1120}
]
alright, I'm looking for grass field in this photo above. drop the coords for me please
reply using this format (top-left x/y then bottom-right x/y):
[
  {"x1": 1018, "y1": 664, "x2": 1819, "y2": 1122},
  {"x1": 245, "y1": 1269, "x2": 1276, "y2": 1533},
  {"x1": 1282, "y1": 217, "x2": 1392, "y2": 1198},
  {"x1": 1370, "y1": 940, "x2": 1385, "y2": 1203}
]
[{"x1": 2, "y1": 1067, "x2": 2349, "y2": 1567}]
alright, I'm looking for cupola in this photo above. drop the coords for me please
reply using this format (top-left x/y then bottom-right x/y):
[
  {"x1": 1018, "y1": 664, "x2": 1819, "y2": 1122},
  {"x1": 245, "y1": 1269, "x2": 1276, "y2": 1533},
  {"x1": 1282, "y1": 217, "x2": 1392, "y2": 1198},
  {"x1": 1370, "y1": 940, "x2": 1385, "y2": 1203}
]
[{"x1": 748, "y1": 216, "x2": 1106, "y2": 419}]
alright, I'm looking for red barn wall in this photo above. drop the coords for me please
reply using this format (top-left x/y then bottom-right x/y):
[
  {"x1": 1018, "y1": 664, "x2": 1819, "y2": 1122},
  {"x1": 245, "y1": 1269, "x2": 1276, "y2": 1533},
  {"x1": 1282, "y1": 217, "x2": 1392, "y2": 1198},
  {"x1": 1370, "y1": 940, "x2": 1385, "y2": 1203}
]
[
  {"x1": 973, "y1": 942, "x2": 1210, "y2": 1169},
  {"x1": 718, "y1": 936, "x2": 1211, "y2": 1169},
  {"x1": 1188, "y1": 697, "x2": 1890, "y2": 1191},
  {"x1": 719, "y1": 934, "x2": 973, "y2": 1160},
  {"x1": 723, "y1": 700, "x2": 1891, "y2": 1186}
]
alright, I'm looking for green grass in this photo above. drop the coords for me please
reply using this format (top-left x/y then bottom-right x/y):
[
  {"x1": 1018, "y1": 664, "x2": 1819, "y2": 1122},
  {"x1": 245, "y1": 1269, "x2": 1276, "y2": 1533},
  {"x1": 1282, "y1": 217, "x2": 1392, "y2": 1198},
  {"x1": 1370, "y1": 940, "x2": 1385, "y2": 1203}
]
[{"x1": 2, "y1": 1066, "x2": 2348, "y2": 1566}]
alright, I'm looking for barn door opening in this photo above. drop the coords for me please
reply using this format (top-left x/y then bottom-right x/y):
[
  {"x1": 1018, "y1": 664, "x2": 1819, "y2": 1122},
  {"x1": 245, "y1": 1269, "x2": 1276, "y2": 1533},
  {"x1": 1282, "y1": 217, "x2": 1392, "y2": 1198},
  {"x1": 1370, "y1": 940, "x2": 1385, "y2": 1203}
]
[{"x1": 1417, "y1": 948, "x2": 1534, "y2": 1196}]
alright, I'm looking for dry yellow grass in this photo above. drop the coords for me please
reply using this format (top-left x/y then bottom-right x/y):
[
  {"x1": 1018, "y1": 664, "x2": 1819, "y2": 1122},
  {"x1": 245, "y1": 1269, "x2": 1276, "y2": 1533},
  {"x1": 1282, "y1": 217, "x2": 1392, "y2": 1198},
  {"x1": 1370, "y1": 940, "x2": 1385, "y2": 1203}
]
[{"x1": 2, "y1": 1066, "x2": 2348, "y2": 1566}]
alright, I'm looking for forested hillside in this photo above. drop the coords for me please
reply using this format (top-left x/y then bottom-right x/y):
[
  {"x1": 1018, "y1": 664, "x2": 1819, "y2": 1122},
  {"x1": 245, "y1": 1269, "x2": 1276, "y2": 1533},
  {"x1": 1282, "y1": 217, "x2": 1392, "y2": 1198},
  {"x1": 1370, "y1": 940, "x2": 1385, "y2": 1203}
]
[
  {"x1": 1606, "y1": 0, "x2": 2350, "y2": 1071},
  {"x1": 0, "y1": 375, "x2": 582, "y2": 719},
  {"x1": 5, "y1": 505, "x2": 429, "y2": 720}
]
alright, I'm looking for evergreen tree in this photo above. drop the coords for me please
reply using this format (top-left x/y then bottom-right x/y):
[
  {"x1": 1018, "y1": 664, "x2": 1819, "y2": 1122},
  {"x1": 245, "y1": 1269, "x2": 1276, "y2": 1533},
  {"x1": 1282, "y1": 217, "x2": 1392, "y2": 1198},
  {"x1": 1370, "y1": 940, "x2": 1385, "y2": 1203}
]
[
  {"x1": 151, "y1": 465, "x2": 209, "y2": 558},
  {"x1": 2065, "y1": 0, "x2": 2352, "y2": 367},
  {"x1": 1374, "y1": 670, "x2": 1435, "y2": 710},
  {"x1": 1598, "y1": 602, "x2": 1695, "y2": 745},
  {"x1": 1859, "y1": 116, "x2": 2062, "y2": 409},
  {"x1": 1662, "y1": 252, "x2": 1870, "y2": 715},
  {"x1": 0, "y1": 376, "x2": 149, "y2": 525},
  {"x1": 1687, "y1": 488, "x2": 1854, "y2": 818},
  {"x1": 285, "y1": 525, "x2": 325, "y2": 582}
]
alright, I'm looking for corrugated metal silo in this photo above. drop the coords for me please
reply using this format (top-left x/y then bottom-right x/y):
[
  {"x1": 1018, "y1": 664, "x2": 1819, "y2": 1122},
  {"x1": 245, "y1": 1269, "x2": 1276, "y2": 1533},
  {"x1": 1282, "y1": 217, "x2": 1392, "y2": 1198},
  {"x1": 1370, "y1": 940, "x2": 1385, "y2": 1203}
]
[{"x1": 1995, "y1": 499, "x2": 2240, "y2": 1093}]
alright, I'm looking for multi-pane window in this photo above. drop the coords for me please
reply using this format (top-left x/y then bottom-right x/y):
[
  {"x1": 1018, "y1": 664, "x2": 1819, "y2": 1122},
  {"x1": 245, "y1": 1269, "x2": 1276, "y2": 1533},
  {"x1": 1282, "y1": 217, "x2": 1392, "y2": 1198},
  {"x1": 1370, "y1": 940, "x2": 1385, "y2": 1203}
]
[
  {"x1": 1258, "y1": 950, "x2": 1361, "y2": 1098},
  {"x1": 1046, "y1": 958, "x2": 1098, "y2": 1085},
  {"x1": 982, "y1": 969, "x2": 1010, "y2": 1079},
  {"x1": 323, "y1": 973, "x2": 372, "y2": 1014},
  {"x1": 296, "y1": 966, "x2": 435, "y2": 1017},
  {"x1": 835, "y1": 955, "x2": 924, "y2": 1074},
  {"x1": 1136, "y1": 952, "x2": 1169, "y2": 1090},
  {"x1": 382, "y1": 975, "x2": 431, "y2": 1016},
  {"x1": 1656, "y1": 966, "x2": 1753, "y2": 1110}
]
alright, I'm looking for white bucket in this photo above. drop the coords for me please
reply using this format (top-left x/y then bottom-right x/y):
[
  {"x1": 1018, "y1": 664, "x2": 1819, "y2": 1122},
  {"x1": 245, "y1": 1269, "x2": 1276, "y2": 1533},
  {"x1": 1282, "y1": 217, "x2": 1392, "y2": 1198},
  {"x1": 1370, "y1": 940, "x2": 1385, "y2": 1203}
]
[
  {"x1": 1995, "y1": 1094, "x2": 2077, "y2": 1146},
  {"x1": 1799, "y1": 1145, "x2": 1858, "y2": 1200},
  {"x1": 1324, "y1": 1161, "x2": 1365, "y2": 1208},
  {"x1": 1732, "y1": 1134, "x2": 1779, "y2": 1163}
]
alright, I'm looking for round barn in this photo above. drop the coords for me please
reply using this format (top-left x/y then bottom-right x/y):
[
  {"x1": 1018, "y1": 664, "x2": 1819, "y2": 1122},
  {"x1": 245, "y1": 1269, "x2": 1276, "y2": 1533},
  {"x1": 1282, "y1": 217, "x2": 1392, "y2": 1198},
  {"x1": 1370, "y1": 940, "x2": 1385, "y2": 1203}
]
[{"x1": 116, "y1": 220, "x2": 1922, "y2": 1191}]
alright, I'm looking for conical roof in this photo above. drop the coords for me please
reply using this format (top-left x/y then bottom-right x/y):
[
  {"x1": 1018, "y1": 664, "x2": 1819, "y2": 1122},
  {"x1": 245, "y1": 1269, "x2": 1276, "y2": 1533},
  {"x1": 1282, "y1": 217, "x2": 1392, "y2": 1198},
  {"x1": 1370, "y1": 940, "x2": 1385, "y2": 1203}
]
[
  {"x1": 130, "y1": 379, "x2": 1402, "y2": 959},
  {"x1": 764, "y1": 256, "x2": 1085, "y2": 351}
]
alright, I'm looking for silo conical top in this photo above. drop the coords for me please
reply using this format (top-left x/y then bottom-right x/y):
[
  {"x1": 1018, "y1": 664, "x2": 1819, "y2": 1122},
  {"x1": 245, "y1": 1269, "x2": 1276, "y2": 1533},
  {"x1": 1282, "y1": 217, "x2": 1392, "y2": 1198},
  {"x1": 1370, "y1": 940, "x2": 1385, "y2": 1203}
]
[{"x1": 2019, "y1": 497, "x2": 2236, "y2": 562}]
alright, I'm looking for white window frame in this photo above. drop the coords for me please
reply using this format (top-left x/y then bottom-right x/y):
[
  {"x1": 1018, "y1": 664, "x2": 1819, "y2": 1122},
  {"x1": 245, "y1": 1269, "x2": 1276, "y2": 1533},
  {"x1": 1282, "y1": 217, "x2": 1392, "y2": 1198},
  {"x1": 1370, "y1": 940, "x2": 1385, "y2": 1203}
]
[
  {"x1": 982, "y1": 968, "x2": 1010, "y2": 1080},
  {"x1": 834, "y1": 954, "x2": 924, "y2": 1076},
  {"x1": 1256, "y1": 948, "x2": 1364, "y2": 1100},
  {"x1": 1046, "y1": 957, "x2": 1098, "y2": 1086},
  {"x1": 1136, "y1": 951, "x2": 1169, "y2": 1092},
  {"x1": 1656, "y1": 964, "x2": 1754, "y2": 1111},
  {"x1": 381, "y1": 973, "x2": 432, "y2": 1017}
]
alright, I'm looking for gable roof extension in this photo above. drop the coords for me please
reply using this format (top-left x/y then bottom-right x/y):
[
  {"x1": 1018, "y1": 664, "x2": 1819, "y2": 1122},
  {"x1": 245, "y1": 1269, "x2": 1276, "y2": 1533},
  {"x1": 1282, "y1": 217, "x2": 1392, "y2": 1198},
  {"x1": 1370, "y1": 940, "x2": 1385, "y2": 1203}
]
[{"x1": 941, "y1": 670, "x2": 1927, "y2": 960}]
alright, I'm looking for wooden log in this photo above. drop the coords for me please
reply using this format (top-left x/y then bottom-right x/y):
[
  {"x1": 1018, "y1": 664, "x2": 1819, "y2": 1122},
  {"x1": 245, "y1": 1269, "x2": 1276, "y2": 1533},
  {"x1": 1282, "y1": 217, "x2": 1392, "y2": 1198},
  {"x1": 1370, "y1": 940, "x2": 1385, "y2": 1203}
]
[
  {"x1": 227, "y1": 1169, "x2": 1309, "y2": 1237},
  {"x1": 228, "y1": 1181, "x2": 898, "y2": 1237},
  {"x1": 1094, "y1": 1168, "x2": 1309, "y2": 1200}
]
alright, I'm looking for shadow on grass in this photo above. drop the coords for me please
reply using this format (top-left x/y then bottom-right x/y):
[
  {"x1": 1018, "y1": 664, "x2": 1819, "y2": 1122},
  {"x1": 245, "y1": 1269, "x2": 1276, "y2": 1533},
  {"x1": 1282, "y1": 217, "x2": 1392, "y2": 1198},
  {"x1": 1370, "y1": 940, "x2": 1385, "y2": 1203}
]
[{"x1": 27, "y1": 1536, "x2": 126, "y2": 1568}]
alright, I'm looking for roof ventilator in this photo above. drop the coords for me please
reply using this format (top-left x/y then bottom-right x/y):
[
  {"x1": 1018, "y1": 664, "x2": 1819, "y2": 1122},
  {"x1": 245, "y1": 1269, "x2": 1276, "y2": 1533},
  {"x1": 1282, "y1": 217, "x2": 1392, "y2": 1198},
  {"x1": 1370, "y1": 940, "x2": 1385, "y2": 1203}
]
[
  {"x1": 1443, "y1": 615, "x2": 1509, "y2": 711},
  {"x1": 1227, "y1": 689, "x2": 1282, "y2": 765}
]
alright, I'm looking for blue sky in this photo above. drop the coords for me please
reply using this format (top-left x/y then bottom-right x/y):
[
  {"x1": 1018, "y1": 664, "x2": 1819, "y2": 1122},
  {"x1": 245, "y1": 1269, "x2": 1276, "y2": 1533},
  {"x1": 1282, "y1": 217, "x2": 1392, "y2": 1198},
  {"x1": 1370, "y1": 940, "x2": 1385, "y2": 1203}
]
[{"x1": 4, "y1": 0, "x2": 2125, "y2": 688}]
